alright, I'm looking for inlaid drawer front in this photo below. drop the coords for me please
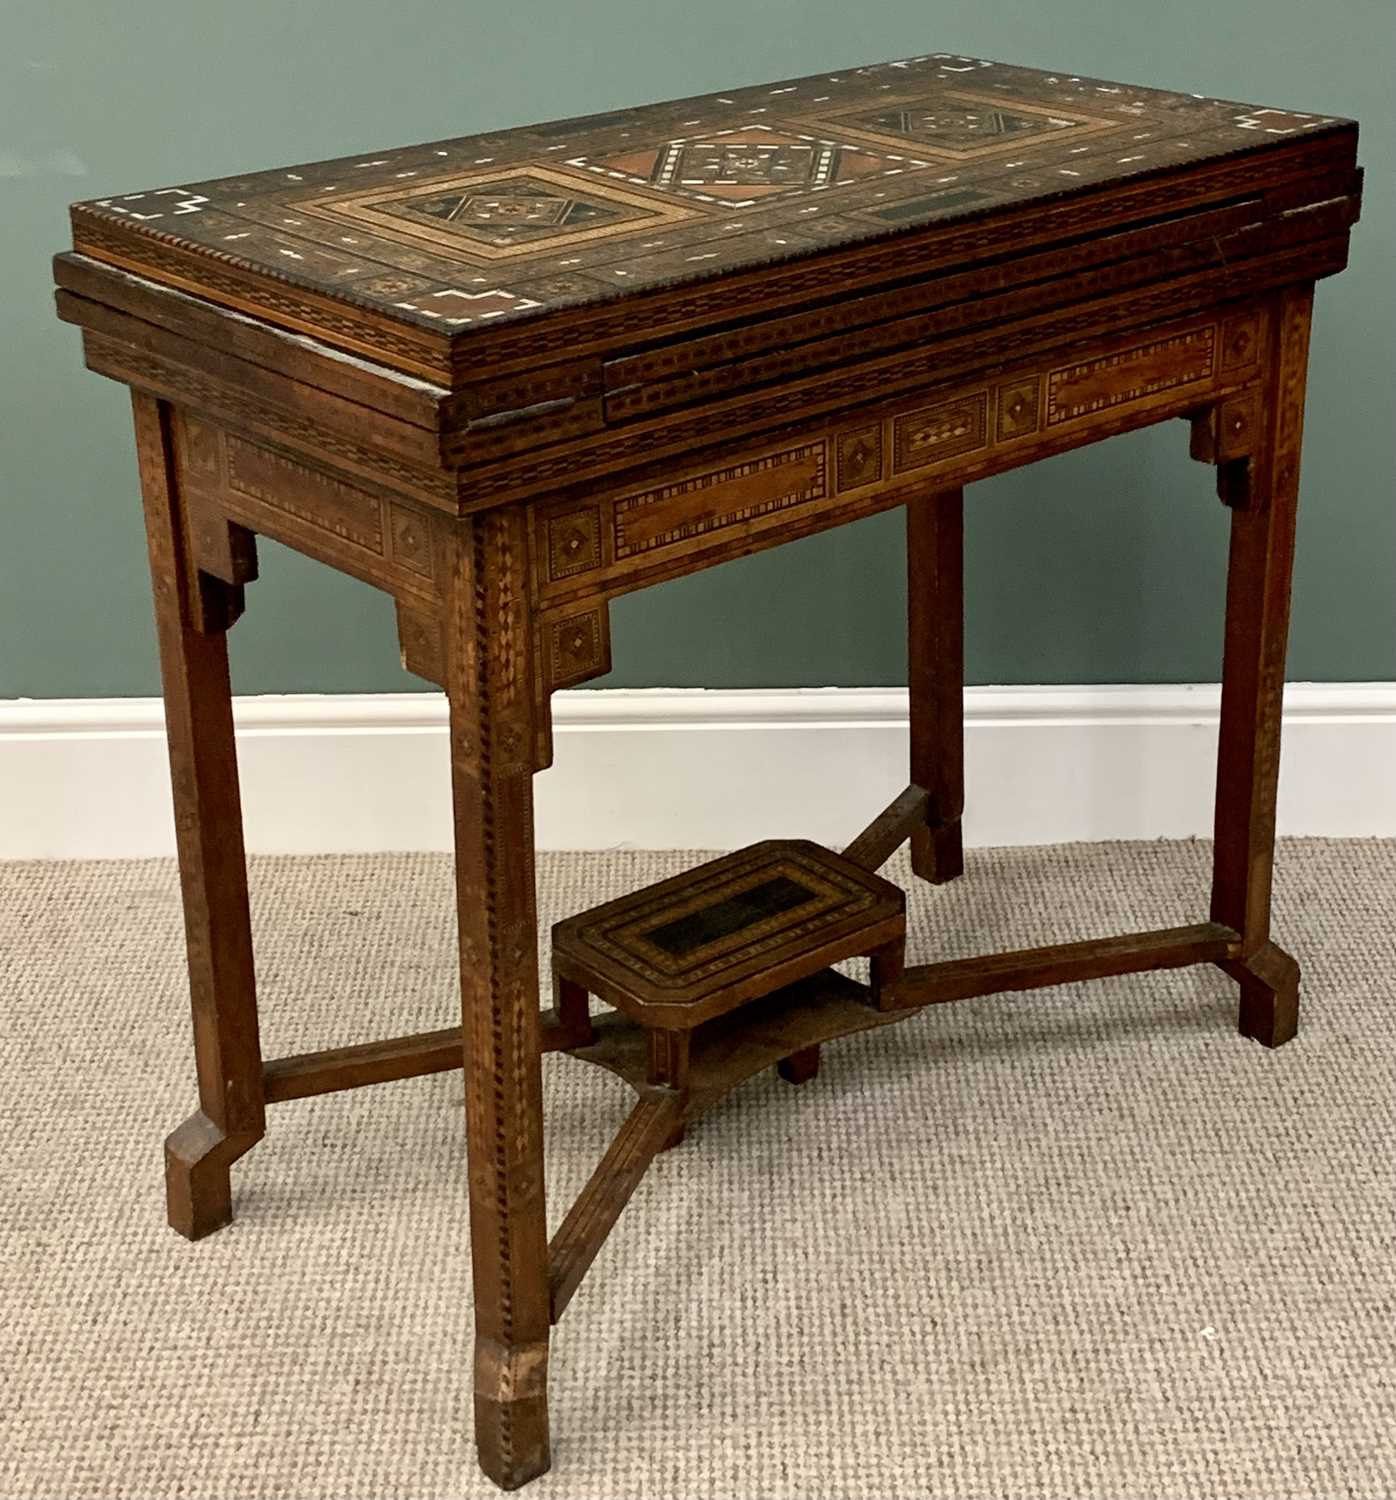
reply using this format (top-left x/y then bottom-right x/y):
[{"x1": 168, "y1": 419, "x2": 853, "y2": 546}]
[
  {"x1": 887, "y1": 315, "x2": 1241, "y2": 477},
  {"x1": 613, "y1": 442, "x2": 828, "y2": 560},
  {"x1": 893, "y1": 392, "x2": 987, "y2": 472},
  {"x1": 227, "y1": 437, "x2": 384, "y2": 551},
  {"x1": 539, "y1": 308, "x2": 1263, "y2": 607},
  {"x1": 1045, "y1": 326, "x2": 1216, "y2": 425}
]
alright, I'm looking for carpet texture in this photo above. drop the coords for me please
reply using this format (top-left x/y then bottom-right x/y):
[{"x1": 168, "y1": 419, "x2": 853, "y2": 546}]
[{"x1": 2, "y1": 839, "x2": 1393, "y2": 1500}]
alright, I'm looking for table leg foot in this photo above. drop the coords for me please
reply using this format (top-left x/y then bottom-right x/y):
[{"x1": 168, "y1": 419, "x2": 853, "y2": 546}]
[
  {"x1": 474, "y1": 1396, "x2": 551, "y2": 1490},
  {"x1": 911, "y1": 819, "x2": 964, "y2": 885},
  {"x1": 777, "y1": 1044, "x2": 821, "y2": 1086},
  {"x1": 1221, "y1": 941, "x2": 1300, "y2": 1049},
  {"x1": 164, "y1": 1109, "x2": 261, "y2": 1240}
]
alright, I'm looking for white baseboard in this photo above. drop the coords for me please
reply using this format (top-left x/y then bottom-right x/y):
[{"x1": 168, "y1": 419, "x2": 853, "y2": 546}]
[{"x1": 2, "y1": 684, "x2": 1393, "y2": 859}]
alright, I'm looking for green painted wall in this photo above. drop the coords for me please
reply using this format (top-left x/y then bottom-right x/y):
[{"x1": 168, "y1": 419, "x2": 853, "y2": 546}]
[{"x1": 4, "y1": 1, "x2": 1391, "y2": 696}]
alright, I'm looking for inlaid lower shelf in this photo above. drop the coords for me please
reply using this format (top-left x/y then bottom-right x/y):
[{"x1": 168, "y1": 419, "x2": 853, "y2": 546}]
[
  {"x1": 563, "y1": 918, "x2": 1242, "y2": 1123},
  {"x1": 544, "y1": 916, "x2": 1241, "y2": 1322}
]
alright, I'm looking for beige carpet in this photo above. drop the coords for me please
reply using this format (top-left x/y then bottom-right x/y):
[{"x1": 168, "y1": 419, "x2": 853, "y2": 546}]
[{"x1": 2, "y1": 840, "x2": 1394, "y2": 1500}]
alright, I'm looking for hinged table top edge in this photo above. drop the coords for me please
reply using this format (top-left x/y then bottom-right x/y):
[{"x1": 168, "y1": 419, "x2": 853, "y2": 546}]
[{"x1": 62, "y1": 53, "x2": 1357, "y2": 385}]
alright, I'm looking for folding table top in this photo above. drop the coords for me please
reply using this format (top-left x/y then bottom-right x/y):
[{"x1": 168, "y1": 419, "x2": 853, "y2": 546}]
[{"x1": 65, "y1": 53, "x2": 1356, "y2": 385}]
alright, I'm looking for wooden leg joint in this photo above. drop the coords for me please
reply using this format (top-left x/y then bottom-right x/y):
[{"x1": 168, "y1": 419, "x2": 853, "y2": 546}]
[
  {"x1": 186, "y1": 493, "x2": 258, "y2": 587},
  {"x1": 529, "y1": 600, "x2": 612, "y2": 769},
  {"x1": 844, "y1": 784, "x2": 930, "y2": 871},
  {"x1": 179, "y1": 493, "x2": 257, "y2": 633}
]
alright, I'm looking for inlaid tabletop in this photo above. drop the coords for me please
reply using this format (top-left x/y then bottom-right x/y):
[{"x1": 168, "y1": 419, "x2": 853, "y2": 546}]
[{"x1": 69, "y1": 53, "x2": 1352, "y2": 347}]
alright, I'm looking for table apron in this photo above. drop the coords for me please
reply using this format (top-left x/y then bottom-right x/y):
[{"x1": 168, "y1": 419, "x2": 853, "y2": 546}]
[
  {"x1": 532, "y1": 301, "x2": 1268, "y2": 611},
  {"x1": 81, "y1": 289, "x2": 1288, "y2": 732}
]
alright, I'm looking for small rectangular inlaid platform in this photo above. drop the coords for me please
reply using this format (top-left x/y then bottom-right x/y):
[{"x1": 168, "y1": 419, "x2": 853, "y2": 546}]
[{"x1": 553, "y1": 840, "x2": 905, "y2": 1028}]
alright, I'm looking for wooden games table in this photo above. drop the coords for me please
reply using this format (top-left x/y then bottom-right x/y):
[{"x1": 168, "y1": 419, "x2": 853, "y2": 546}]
[{"x1": 54, "y1": 52, "x2": 1362, "y2": 1489}]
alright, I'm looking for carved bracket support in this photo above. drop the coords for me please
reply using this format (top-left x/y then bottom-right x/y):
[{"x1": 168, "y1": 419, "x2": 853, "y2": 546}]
[
  {"x1": 531, "y1": 599, "x2": 612, "y2": 769},
  {"x1": 395, "y1": 547, "x2": 611, "y2": 775},
  {"x1": 1189, "y1": 388, "x2": 1264, "y2": 509},
  {"x1": 182, "y1": 492, "x2": 257, "y2": 633},
  {"x1": 395, "y1": 597, "x2": 446, "y2": 686}
]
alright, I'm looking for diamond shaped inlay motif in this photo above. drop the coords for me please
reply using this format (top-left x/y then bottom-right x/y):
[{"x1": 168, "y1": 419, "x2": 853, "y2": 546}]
[
  {"x1": 808, "y1": 88, "x2": 1117, "y2": 162},
  {"x1": 294, "y1": 164, "x2": 696, "y2": 262},
  {"x1": 411, "y1": 178, "x2": 627, "y2": 248},
  {"x1": 856, "y1": 104, "x2": 1065, "y2": 151},
  {"x1": 569, "y1": 126, "x2": 921, "y2": 208},
  {"x1": 547, "y1": 508, "x2": 602, "y2": 581}
]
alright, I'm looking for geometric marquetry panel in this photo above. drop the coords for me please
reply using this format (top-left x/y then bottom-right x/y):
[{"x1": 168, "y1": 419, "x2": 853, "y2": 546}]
[
  {"x1": 816, "y1": 89, "x2": 1116, "y2": 159},
  {"x1": 836, "y1": 425, "x2": 883, "y2": 491},
  {"x1": 568, "y1": 125, "x2": 925, "y2": 209},
  {"x1": 1220, "y1": 312, "x2": 1264, "y2": 370},
  {"x1": 996, "y1": 377, "x2": 1041, "y2": 441},
  {"x1": 531, "y1": 307, "x2": 1265, "y2": 609},
  {"x1": 612, "y1": 443, "x2": 828, "y2": 561},
  {"x1": 1045, "y1": 327, "x2": 1216, "y2": 426},
  {"x1": 1212, "y1": 392, "x2": 1261, "y2": 461},
  {"x1": 296, "y1": 165, "x2": 696, "y2": 262},
  {"x1": 71, "y1": 54, "x2": 1354, "y2": 347},
  {"x1": 174, "y1": 419, "x2": 437, "y2": 605},
  {"x1": 178, "y1": 413, "x2": 224, "y2": 486},
  {"x1": 388, "y1": 504, "x2": 434, "y2": 578},
  {"x1": 544, "y1": 603, "x2": 611, "y2": 691},
  {"x1": 1190, "y1": 391, "x2": 1264, "y2": 466},
  {"x1": 893, "y1": 392, "x2": 988, "y2": 473},
  {"x1": 547, "y1": 507, "x2": 603, "y2": 582},
  {"x1": 226, "y1": 438, "x2": 385, "y2": 550},
  {"x1": 395, "y1": 599, "x2": 445, "y2": 686}
]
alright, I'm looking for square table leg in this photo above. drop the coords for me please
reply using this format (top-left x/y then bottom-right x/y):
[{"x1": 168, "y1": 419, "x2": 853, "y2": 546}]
[
  {"x1": 440, "y1": 507, "x2": 553, "y2": 1489},
  {"x1": 1210, "y1": 284, "x2": 1314, "y2": 1047},
  {"x1": 131, "y1": 393, "x2": 265, "y2": 1240},
  {"x1": 907, "y1": 485, "x2": 965, "y2": 884}
]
